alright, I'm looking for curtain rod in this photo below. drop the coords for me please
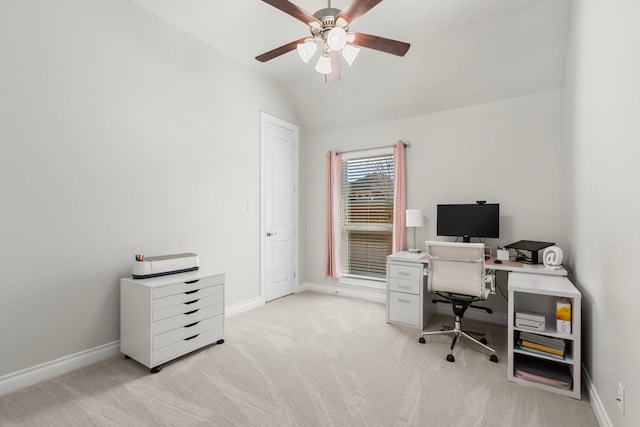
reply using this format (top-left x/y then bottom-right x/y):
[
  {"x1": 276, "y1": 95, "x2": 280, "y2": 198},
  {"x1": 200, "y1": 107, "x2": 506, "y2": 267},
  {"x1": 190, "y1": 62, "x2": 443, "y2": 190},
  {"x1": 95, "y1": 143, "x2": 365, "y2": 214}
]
[{"x1": 337, "y1": 141, "x2": 410, "y2": 155}]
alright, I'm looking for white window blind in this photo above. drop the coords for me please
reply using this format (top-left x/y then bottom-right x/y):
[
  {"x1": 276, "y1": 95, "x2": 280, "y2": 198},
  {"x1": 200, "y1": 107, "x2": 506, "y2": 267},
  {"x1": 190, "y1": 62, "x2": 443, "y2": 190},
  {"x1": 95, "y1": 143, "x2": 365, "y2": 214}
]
[{"x1": 341, "y1": 153, "x2": 395, "y2": 280}]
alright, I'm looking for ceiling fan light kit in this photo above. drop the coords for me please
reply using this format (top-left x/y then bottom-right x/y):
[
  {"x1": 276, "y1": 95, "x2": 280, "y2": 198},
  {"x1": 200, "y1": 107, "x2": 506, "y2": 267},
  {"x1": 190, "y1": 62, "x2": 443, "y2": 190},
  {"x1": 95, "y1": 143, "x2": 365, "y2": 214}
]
[
  {"x1": 326, "y1": 27, "x2": 347, "y2": 51},
  {"x1": 315, "y1": 53, "x2": 333, "y2": 74},
  {"x1": 257, "y1": 0, "x2": 410, "y2": 83},
  {"x1": 296, "y1": 40, "x2": 317, "y2": 63}
]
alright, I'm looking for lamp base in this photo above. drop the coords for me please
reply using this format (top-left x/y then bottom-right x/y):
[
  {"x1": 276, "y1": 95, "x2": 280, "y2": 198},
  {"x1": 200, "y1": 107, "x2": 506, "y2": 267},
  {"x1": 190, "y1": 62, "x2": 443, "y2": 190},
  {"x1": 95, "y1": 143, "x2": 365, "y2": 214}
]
[{"x1": 408, "y1": 248, "x2": 422, "y2": 253}]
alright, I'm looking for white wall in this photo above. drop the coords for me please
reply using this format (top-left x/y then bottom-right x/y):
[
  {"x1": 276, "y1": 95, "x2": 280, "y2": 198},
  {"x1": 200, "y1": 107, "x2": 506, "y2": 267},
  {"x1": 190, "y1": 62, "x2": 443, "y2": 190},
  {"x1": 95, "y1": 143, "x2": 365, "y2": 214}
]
[
  {"x1": 301, "y1": 90, "x2": 566, "y2": 314},
  {"x1": 0, "y1": 0, "x2": 298, "y2": 376},
  {"x1": 564, "y1": 1, "x2": 640, "y2": 425}
]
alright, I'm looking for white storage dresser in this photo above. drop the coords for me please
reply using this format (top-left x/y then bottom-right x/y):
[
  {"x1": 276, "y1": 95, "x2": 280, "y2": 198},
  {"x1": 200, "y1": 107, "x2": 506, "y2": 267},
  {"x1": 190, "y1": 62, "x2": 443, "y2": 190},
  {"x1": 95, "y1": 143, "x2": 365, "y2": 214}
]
[
  {"x1": 386, "y1": 252, "x2": 434, "y2": 329},
  {"x1": 121, "y1": 271, "x2": 225, "y2": 373}
]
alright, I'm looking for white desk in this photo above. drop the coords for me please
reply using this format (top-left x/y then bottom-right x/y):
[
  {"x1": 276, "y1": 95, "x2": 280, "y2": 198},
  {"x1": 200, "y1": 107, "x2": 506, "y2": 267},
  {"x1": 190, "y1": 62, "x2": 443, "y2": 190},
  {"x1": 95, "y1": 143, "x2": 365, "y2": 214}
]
[
  {"x1": 386, "y1": 252, "x2": 579, "y2": 398},
  {"x1": 485, "y1": 259, "x2": 568, "y2": 277},
  {"x1": 386, "y1": 252, "x2": 569, "y2": 330},
  {"x1": 386, "y1": 253, "x2": 569, "y2": 329}
]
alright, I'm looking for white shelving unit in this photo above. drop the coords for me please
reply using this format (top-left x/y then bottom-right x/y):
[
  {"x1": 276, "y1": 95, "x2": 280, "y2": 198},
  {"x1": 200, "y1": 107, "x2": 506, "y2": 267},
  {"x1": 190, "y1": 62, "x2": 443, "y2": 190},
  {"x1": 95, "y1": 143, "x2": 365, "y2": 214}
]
[{"x1": 507, "y1": 273, "x2": 581, "y2": 399}]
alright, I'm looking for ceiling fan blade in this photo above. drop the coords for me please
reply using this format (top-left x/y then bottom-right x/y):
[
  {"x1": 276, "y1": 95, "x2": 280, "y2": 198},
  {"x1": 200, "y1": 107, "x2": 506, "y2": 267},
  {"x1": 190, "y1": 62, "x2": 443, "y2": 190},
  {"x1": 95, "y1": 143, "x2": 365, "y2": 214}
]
[
  {"x1": 262, "y1": 0, "x2": 322, "y2": 27},
  {"x1": 335, "y1": 0, "x2": 383, "y2": 27},
  {"x1": 255, "y1": 37, "x2": 309, "y2": 62},
  {"x1": 350, "y1": 32, "x2": 410, "y2": 57},
  {"x1": 325, "y1": 51, "x2": 341, "y2": 83}
]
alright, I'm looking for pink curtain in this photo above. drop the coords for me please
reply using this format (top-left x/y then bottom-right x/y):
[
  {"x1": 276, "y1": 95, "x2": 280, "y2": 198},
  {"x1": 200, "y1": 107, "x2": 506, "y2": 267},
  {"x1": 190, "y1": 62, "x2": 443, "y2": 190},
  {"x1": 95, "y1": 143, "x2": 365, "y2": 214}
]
[
  {"x1": 325, "y1": 151, "x2": 343, "y2": 278},
  {"x1": 392, "y1": 141, "x2": 407, "y2": 253}
]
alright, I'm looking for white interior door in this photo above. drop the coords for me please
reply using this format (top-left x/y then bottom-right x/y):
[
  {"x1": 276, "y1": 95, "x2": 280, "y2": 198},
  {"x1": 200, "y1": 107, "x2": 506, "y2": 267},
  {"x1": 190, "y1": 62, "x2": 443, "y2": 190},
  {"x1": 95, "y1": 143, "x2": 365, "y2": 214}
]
[{"x1": 261, "y1": 113, "x2": 298, "y2": 302}]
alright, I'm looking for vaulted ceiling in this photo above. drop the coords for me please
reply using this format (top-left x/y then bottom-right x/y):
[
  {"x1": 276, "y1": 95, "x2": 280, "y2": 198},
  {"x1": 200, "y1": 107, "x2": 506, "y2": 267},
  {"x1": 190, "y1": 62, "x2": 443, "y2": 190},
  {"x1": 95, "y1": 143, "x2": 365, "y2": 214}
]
[{"x1": 131, "y1": 0, "x2": 572, "y2": 134}]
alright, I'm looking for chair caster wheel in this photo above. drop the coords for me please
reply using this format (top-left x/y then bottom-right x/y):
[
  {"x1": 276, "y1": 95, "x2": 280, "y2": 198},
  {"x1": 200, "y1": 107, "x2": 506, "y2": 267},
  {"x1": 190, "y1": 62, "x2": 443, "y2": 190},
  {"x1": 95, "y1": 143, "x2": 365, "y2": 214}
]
[
  {"x1": 419, "y1": 337, "x2": 426, "y2": 344},
  {"x1": 490, "y1": 354, "x2": 498, "y2": 363},
  {"x1": 480, "y1": 338, "x2": 488, "y2": 345},
  {"x1": 446, "y1": 354, "x2": 455, "y2": 363}
]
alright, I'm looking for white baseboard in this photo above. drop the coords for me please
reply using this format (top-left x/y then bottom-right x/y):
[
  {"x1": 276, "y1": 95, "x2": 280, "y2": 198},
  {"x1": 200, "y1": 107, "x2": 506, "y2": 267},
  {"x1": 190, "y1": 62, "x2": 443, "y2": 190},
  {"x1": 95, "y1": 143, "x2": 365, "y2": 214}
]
[
  {"x1": 225, "y1": 296, "x2": 264, "y2": 317},
  {"x1": 0, "y1": 340, "x2": 121, "y2": 397},
  {"x1": 297, "y1": 282, "x2": 386, "y2": 304},
  {"x1": 583, "y1": 367, "x2": 612, "y2": 427}
]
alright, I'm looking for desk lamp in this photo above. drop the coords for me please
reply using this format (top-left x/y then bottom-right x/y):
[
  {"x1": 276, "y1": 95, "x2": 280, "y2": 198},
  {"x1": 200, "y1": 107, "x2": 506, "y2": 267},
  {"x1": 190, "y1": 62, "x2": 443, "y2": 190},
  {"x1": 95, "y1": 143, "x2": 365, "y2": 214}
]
[{"x1": 406, "y1": 209, "x2": 424, "y2": 253}]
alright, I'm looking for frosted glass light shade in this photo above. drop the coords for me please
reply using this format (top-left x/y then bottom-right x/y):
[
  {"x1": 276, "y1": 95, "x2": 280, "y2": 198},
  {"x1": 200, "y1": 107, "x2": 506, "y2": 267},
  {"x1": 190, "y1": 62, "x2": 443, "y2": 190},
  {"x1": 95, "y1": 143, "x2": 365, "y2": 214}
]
[
  {"x1": 315, "y1": 54, "x2": 332, "y2": 74},
  {"x1": 341, "y1": 44, "x2": 360, "y2": 66},
  {"x1": 326, "y1": 27, "x2": 347, "y2": 51},
  {"x1": 406, "y1": 209, "x2": 424, "y2": 227},
  {"x1": 297, "y1": 41, "x2": 317, "y2": 63}
]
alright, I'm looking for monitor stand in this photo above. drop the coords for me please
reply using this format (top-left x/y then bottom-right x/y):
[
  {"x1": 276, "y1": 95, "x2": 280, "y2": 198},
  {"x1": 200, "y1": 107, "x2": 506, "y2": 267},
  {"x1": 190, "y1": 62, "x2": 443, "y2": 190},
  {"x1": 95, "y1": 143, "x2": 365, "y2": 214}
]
[{"x1": 463, "y1": 235, "x2": 471, "y2": 243}]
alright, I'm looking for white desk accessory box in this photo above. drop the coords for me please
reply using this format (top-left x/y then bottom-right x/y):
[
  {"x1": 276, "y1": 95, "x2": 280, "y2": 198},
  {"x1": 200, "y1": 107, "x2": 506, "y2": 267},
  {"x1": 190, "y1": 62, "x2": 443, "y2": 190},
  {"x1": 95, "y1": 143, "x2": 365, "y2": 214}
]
[
  {"x1": 556, "y1": 299, "x2": 572, "y2": 333},
  {"x1": 515, "y1": 311, "x2": 546, "y2": 332},
  {"x1": 132, "y1": 253, "x2": 199, "y2": 279},
  {"x1": 496, "y1": 248, "x2": 510, "y2": 261}
]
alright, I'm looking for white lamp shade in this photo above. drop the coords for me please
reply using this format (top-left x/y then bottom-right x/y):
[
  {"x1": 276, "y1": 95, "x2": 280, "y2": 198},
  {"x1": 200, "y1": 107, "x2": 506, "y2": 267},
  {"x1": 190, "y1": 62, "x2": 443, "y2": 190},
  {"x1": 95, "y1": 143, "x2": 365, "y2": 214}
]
[
  {"x1": 341, "y1": 44, "x2": 360, "y2": 66},
  {"x1": 315, "y1": 54, "x2": 332, "y2": 74},
  {"x1": 326, "y1": 27, "x2": 348, "y2": 51},
  {"x1": 406, "y1": 209, "x2": 424, "y2": 227},
  {"x1": 297, "y1": 40, "x2": 317, "y2": 63}
]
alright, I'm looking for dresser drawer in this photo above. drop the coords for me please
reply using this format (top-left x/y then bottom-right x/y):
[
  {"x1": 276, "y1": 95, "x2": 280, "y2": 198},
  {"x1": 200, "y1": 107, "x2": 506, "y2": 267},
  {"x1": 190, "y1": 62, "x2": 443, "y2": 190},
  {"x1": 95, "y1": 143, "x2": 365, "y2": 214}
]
[
  {"x1": 152, "y1": 326, "x2": 223, "y2": 367},
  {"x1": 153, "y1": 284, "x2": 223, "y2": 310},
  {"x1": 389, "y1": 264, "x2": 421, "y2": 281},
  {"x1": 152, "y1": 302, "x2": 223, "y2": 335},
  {"x1": 388, "y1": 291, "x2": 420, "y2": 326},
  {"x1": 152, "y1": 275, "x2": 224, "y2": 299},
  {"x1": 389, "y1": 277, "x2": 420, "y2": 294},
  {"x1": 153, "y1": 314, "x2": 223, "y2": 350},
  {"x1": 153, "y1": 294, "x2": 223, "y2": 321}
]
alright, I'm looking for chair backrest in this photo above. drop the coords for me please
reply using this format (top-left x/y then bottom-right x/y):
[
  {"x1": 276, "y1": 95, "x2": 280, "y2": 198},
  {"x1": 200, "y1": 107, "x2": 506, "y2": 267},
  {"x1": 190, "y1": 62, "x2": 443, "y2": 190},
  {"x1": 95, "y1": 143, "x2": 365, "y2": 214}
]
[{"x1": 425, "y1": 241, "x2": 487, "y2": 298}]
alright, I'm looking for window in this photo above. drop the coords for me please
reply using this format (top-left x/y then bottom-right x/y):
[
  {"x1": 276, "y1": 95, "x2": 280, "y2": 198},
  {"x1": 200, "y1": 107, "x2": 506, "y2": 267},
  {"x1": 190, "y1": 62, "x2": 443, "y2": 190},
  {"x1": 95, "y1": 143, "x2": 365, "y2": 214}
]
[{"x1": 341, "y1": 151, "x2": 395, "y2": 280}]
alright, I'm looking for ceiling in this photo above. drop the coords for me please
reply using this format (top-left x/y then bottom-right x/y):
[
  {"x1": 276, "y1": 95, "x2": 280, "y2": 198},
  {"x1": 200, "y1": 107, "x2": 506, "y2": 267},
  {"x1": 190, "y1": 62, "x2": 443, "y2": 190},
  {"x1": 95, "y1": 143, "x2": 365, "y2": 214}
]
[{"x1": 130, "y1": 0, "x2": 572, "y2": 134}]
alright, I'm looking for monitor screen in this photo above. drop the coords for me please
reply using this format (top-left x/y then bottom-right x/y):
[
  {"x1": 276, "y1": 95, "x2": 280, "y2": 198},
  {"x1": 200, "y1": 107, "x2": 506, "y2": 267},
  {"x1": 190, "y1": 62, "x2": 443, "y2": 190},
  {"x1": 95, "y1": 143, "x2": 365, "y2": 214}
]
[{"x1": 437, "y1": 203, "x2": 500, "y2": 242}]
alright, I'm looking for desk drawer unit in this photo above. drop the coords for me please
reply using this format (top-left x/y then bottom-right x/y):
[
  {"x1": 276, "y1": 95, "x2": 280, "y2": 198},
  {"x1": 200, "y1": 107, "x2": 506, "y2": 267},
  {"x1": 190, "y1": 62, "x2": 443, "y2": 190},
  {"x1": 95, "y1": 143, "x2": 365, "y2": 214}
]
[
  {"x1": 388, "y1": 291, "x2": 420, "y2": 326},
  {"x1": 386, "y1": 254, "x2": 433, "y2": 329},
  {"x1": 121, "y1": 272, "x2": 225, "y2": 373}
]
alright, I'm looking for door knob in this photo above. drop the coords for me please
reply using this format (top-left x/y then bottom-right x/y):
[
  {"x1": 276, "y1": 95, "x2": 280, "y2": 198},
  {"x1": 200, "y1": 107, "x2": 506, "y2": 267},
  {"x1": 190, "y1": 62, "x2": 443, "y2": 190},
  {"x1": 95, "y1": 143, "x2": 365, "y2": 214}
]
[{"x1": 266, "y1": 232, "x2": 277, "y2": 237}]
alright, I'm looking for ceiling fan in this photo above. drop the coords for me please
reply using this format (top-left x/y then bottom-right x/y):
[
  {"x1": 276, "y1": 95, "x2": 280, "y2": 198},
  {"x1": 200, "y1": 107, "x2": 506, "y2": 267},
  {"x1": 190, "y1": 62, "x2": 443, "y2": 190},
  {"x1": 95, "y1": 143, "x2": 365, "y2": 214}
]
[{"x1": 255, "y1": 0, "x2": 410, "y2": 83}]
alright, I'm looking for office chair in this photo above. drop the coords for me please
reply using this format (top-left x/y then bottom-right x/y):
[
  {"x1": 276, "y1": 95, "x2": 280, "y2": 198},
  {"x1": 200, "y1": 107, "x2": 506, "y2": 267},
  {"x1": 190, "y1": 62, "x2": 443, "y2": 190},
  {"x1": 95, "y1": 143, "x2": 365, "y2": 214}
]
[{"x1": 418, "y1": 241, "x2": 498, "y2": 363}]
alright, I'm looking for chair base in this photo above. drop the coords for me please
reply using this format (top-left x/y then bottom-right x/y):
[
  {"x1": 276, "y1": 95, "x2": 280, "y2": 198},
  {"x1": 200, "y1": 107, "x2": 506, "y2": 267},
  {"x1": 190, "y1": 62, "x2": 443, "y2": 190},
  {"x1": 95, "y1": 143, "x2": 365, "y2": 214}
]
[{"x1": 419, "y1": 315, "x2": 498, "y2": 363}]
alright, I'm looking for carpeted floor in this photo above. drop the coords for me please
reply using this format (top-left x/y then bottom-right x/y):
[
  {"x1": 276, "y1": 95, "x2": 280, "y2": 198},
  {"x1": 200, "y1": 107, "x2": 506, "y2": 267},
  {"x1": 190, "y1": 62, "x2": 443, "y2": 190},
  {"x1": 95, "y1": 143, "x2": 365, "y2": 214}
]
[{"x1": 0, "y1": 292, "x2": 598, "y2": 426}]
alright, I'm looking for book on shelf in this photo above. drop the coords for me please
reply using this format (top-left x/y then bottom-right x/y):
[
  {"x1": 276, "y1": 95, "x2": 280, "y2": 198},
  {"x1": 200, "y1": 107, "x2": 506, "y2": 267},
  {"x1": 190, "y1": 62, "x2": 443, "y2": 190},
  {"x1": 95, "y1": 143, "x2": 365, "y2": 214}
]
[
  {"x1": 516, "y1": 343, "x2": 566, "y2": 360},
  {"x1": 519, "y1": 331, "x2": 566, "y2": 349},
  {"x1": 520, "y1": 340, "x2": 565, "y2": 357},
  {"x1": 514, "y1": 356, "x2": 573, "y2": 390}
]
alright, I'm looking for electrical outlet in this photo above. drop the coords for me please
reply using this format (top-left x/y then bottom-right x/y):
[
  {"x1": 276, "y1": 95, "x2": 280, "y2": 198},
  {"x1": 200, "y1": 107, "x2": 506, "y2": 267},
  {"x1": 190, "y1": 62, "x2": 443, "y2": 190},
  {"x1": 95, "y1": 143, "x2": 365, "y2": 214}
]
[{"x1": 617, "y1": 382, "x2": 625, "y2": 414}]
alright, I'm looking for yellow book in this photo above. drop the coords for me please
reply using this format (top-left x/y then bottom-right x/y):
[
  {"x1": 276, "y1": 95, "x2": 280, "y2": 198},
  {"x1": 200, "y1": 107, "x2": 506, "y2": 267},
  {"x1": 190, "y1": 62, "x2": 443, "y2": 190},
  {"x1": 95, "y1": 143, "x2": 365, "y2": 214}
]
[{"x1": 521, "y1": 340, "x2": 565, "y2": 356}]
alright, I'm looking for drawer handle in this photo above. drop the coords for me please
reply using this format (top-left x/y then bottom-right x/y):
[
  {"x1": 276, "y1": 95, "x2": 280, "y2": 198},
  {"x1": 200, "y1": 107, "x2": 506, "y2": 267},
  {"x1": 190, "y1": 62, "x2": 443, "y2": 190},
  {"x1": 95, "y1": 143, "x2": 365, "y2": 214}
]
[
  {"x1": 184, "y1": 309, "x2": 200, "y2": 315},
  {"x1": 185, "y1": 280, "x2": 200, "y2": 284},
  {"x1": 184, "y1": 321, "x2": 200, "y2": 328},
  {"x1": 184, "y1": 299, "x2": 200, "y2": 305},
  {"x1": 184, "y1": 289, "x2": 200, "y2": 295},
  {"x1": 184, "y1": 334, "x2": 200, "y2": 341},
  {"x1": 398, "y1": 285, "x2": 411, "y2": 289},
  {"x1": 398, "y1": 298, "x2": 411, "y2": 303},
  {"x1": 398, "y1": 272, "x2": 411, "y2": 276}
]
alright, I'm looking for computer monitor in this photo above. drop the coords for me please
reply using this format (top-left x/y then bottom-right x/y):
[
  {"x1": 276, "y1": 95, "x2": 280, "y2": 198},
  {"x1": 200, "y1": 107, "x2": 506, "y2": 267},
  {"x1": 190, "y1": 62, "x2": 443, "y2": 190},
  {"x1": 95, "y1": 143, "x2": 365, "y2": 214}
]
[{"x1": 437, "y1": 203, "x2": 500, "y2": 243}]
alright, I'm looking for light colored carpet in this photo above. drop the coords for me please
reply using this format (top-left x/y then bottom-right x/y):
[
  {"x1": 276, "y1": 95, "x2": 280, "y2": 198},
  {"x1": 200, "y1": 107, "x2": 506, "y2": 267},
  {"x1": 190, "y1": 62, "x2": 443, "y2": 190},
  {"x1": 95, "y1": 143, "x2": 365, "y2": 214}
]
[{"x1": 0, "y1": 292, "x2": 598, "y2": 426}]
